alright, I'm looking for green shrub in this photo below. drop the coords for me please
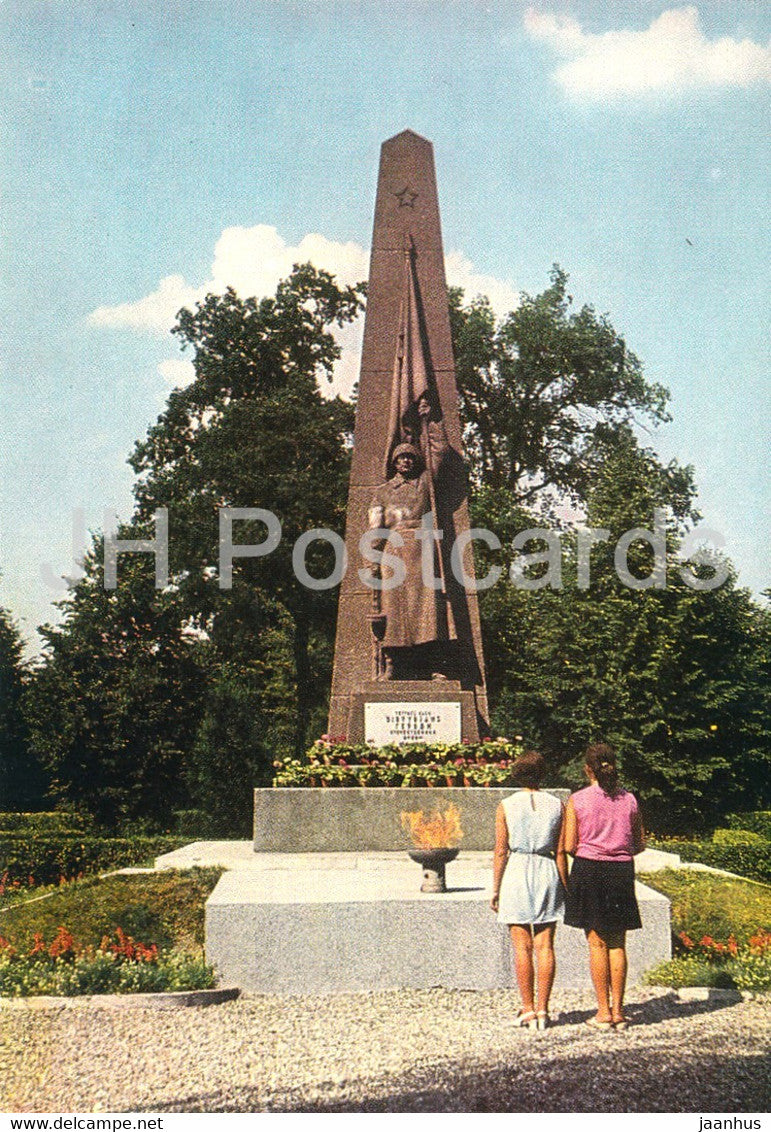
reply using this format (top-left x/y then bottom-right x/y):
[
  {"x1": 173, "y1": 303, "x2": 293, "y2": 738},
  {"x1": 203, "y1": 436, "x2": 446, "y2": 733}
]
[
  {"x1": 0, "y1": 951, "x2": 215, "y2": 997},
  {"x1": 645, "y1": 943, "x2": 771, "y2": 993},
  {"x1": 651, "y1": 838, "x2": 771, "y2": 883},
  {"x1": 727, "y1": 812, "x2": 771, "y2": 841},
  {"x1": 0, "y1": 834, "x2": 186, "y2": 885},
  {"x1": 172, "y1": 810, "x2": 218, "y2": 838},
  {"x1": 731, "y1": 950, "x2": 771, "y2": 993},
  {"x1": 645, "y1": 955, "x2": 737, "y2": 990},
  {"x1": 0, "y1": 812, "x2": 93, "y2": 835},
  {"x1": 0, "y1": 869, "x2": 221, "y2": 954},
  {"x1": 712, "y1": 828, "x2": 765, "y2": 848}
]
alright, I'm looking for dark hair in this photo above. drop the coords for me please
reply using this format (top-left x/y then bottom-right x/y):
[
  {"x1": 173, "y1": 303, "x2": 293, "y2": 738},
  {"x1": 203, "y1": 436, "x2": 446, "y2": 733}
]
[
  {"x1": 585, "y1": 743, "x2": 619, "y2": 793},
  {"x1": 511, "y1": 750, "x2": 546, "y2": 789}
]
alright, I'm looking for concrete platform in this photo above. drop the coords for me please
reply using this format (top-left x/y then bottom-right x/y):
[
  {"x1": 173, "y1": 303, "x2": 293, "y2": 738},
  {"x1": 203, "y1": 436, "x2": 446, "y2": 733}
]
[
  {"x1": 202, "y1": 850, "x2": 672, "y2": 994},
  {"x1": 155, "y1": 840, "x2": 681, "y2": 875}
]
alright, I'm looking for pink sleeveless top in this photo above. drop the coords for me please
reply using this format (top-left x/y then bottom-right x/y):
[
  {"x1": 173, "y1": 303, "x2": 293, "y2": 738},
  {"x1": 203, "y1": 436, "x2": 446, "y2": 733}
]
[{"x1": 571, "y1": 783, "x2": 639, "y2": 861}]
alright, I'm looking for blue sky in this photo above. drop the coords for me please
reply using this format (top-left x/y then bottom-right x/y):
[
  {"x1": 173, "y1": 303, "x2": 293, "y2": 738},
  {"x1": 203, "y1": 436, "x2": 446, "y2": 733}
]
[{"x1": 1, "y1": 1, "x2": 769, "y2": 652}]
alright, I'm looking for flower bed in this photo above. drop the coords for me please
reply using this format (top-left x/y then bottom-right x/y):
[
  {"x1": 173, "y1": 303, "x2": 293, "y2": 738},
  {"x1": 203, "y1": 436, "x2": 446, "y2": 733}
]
[
  {"x1": 273, "y1": 737, "x2": 525, "y2": 788},
  {"x1": 0, "y1": 926, "x2": 214, "y2": 997},
  {"x1": 646, "y1": 929, "x2": 771, "y2": 992}
]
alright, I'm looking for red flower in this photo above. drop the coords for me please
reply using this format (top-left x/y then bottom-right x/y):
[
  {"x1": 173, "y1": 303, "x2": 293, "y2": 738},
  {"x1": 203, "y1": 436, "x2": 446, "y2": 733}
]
[
  {"x1": 49, "y1": 926, "x2": 75, "y2": 960},
  {"x1": 29, "y1": 933, "x2": 47, "y2": 957}
]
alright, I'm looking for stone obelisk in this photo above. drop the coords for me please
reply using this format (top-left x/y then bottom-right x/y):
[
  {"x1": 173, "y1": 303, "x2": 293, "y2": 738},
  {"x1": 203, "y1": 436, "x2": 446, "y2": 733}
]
[{"x1": 328, "y1": 130, "x2": 489, "y2": 744}]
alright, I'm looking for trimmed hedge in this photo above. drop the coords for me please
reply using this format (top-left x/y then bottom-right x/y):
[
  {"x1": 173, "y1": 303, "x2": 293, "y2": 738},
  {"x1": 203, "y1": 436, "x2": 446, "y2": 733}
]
[
  {"x1": 713, "y1": 828, "x2": 765, "y2": 848},
  {"x1": 727, "y1": 812, "x2": 771, "y2": 841},
  {"x1": 0, "y1": 812, "x2": 93, "y2": 835},
  {"x1": 0, "y1": 835, "x2": 185, "y2": 886},
  {"x1": 661, "y1": 838, "x2": 771, "y2": 884}
]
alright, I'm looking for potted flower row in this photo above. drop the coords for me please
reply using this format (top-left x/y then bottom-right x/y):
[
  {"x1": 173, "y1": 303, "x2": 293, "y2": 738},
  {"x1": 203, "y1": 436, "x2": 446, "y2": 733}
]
[
  {"x1": 273, "y1": 758, "x2": 518, "y2": 788},
  {"x1": 306, "y1": 738, "x2": 524, "y2": 768}
]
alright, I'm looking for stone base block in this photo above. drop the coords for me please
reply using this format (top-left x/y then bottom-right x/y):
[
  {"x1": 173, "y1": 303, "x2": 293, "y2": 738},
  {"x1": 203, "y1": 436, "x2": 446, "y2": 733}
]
[
  {"x1": 205, "y1": 852, "x2": 671, "y2": 993},
  {"x1": 254, "y1": 787, "x2": 569, "y2": 852}
]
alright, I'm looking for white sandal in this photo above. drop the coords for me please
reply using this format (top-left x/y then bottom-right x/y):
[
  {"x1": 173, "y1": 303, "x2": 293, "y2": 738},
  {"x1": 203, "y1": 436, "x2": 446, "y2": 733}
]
[{"x1": 516, "y1": 1010, "x2": 538, "y2": 1029}]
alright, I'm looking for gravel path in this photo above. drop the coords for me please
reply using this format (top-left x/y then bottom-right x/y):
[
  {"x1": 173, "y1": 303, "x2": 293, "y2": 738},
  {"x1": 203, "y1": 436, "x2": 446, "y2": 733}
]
[{"x1": 1, "y1": 987, "x2": 769, "y2": 1113}]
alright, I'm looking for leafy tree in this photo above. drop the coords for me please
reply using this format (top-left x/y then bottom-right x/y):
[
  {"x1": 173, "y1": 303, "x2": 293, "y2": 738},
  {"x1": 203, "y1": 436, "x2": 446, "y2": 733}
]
[
  {"x1": 450, "y1": 267, "x2": 672, "y2": 512},
  {"x1": 471, "y1": 437, "x2": 770, "y2": 832},
  {"x1": 0, "y1": 606, "x2": 44, "y2": 810},
  {"x1": 129, "y1": 266, "x2": 363, "y2": 756},
  {"x1": 26, "y1": 546, "x2": 204, "y2": 828},
  {"x1": 27, "y1": 265, "x2": 364, "y2": 830}
]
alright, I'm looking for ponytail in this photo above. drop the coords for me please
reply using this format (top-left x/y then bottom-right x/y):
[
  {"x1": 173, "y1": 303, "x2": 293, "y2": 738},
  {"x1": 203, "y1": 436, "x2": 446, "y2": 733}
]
[{"x1": 585, "y1": 743, "x2": 619, "y2": 794}]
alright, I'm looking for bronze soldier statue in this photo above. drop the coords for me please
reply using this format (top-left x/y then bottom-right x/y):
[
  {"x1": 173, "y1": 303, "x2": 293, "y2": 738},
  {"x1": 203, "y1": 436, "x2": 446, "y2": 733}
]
[{"x1": 367, "y1": 393, "x2": 457, "y2": 679}]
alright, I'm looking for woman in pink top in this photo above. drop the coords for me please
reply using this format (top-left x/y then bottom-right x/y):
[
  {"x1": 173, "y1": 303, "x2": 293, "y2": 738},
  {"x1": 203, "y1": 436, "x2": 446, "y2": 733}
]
[{"x1": 564, "y1": 744, "x2": 645, "y2": 1031}]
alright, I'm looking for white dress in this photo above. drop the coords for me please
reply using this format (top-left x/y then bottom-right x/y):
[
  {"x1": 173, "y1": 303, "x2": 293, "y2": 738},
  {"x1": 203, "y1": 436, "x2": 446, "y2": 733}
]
[{"x1": 497, "y1": 790, "x2": 565, "y2": 925}]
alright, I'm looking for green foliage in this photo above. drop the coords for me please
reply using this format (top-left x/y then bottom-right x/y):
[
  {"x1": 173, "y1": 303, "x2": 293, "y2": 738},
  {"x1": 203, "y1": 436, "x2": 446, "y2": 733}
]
[
  {"x1": 0, "y1": 608, "x2": 45, "y2": 810},
  {"x1": 645, "y1": 956, "x2": 738, "y2": 990},
  {"x1": 639, "y1": 869, "x2": 771, "y2": 944},
  {"x1": 0, "y1": 951, "x2": 215, "y2": 997},
  {"x1": 731, "y1": 950, "x2": 771, "y2": 992},
  {"x1": 0, "y1": 869, "x2": 221, "y2": 952},
  {"x1": 450, "y1": 267, "x2": 673, "y2": 510},
  {"x1": 0, "y1": 811, "x2": 93, "y2": 834},
  {"x1": 727, "y1": 811, "x2": 771, "y2": 840},
  {"x1": 658, "y1": 838, "x2": 771, "y2": 883},
  {"x1": 470, "y1": 437, "x2": 771, "y2": 832},
  {"x1": 642, "y1": 869, "x2": 771, "y2": 989},
  {"x1": 25, "y1": 549, "x2": 206, "y2": 829},
  {"x1": 712, "y1": 828, "x2": 765, "y2": 848},
  {"x1": 25, "y1": 266, "x2": 364, "y2": 832},
  {"x1": 130, "y1": 267, "x2": 363, "y2": 762},
  {"x1": 0, "y1": 834, "x2": 186, "y2": 886}
]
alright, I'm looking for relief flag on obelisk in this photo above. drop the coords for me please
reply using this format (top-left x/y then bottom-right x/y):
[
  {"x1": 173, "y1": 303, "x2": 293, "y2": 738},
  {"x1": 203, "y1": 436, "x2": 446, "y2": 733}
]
[
  {"x1": 384, "y1": 234, "x2": 430, "y2": 477},
  {"x1": 328, "y1": 129, "x2": 489, "y2": 744}
]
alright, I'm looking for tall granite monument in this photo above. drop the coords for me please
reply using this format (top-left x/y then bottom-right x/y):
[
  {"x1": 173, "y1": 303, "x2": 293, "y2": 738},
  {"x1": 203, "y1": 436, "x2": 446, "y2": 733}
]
[{"x1": 328, "y1": 130, "x2": 489, "y2": 744}]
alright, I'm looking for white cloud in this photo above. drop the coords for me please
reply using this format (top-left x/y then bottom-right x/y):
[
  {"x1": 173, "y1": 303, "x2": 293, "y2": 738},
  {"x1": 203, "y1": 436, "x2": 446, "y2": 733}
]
[
  {"x1": 89, "y1": 273, "x2": 203, "y2": 334},
  {"x1": 88, "y1": 224, "x2": 518, "y2": 399},
  {"x1": 445, "y1": 250, "x2": 520, "y2": 316},
  {"x1": 523, "y1": 6, "x2": 771, "y2": 99},
  {"x1": 157, "y1": 358, "x2": 195, "y2": 388}
]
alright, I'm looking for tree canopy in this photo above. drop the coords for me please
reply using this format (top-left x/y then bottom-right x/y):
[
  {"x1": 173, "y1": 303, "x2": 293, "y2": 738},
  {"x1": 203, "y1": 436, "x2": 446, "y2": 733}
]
[{"x1": 451, "y1": 267, "x2": 677, "y2": 516}]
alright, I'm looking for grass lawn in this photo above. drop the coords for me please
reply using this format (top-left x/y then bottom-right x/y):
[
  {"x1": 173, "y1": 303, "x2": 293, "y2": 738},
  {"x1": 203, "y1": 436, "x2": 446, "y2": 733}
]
[
  {"x1": 0, "y1": 868, "x2": 222, "y2": 954},
  {"x1": 639, "y1": 868, "x2": 771, "y2": 943}
]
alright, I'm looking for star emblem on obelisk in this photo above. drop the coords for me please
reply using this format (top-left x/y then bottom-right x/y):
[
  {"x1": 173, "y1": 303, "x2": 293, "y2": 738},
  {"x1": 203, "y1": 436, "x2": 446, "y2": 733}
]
[{"x1": 394, "y1": 185, "x2": 419, "y2": 208}]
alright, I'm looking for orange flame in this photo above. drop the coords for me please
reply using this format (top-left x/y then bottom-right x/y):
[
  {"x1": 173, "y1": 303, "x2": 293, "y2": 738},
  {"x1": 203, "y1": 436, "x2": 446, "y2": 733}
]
[{"x1": 401, "y1": 803, "x2": 463, "y2": 849}]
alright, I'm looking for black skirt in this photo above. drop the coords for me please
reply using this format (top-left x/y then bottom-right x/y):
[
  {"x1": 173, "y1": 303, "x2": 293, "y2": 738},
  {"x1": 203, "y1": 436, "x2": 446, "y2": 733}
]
[{"x1": 564, "y1": 856, "x2": 642, "y2": 934}]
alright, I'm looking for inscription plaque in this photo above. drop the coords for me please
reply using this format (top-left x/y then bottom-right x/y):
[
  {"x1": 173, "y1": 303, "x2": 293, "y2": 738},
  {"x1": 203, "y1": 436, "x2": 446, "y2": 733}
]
[{"x1": 365, "y1": 701, "x2": 461, "y2": 746}]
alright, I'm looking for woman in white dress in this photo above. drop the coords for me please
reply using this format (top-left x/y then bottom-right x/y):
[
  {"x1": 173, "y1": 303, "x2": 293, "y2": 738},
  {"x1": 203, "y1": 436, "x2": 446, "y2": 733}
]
[{"x1": 491, "y1": 751, "x2": 568, "y2": 1030}]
